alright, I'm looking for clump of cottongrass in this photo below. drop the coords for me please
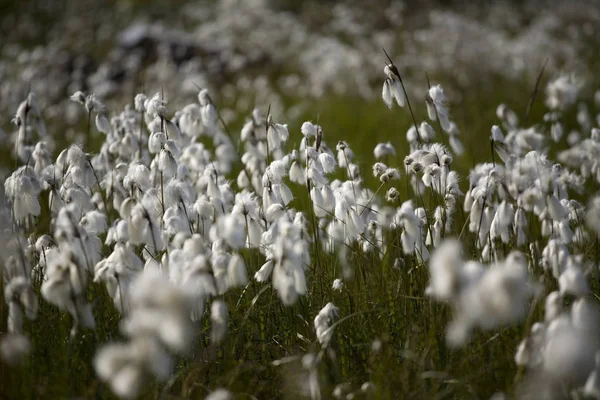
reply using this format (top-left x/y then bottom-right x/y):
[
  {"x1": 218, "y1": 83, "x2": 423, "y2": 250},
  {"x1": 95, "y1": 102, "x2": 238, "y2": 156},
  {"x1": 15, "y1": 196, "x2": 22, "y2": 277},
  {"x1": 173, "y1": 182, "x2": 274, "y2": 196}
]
[
  {"x1": 524, "y1": 305, "x2": 599, "y2": 393},
  {"x1": 41, "y1": 245, "x2": 96, "y2": 337},
  {"x1": 93, "y1": 242, "x2": 144, "y2": 315},
  {"x1": 11, "y1": 92, "x2": 46, "y2": 164},
  {"x1": 4, "y1": 166, "x2": 42, "y2": 225},
  {"x1": 260, "y1": 217, "x2": 310, "y2": 306},
  {"x1": 425, "y1": 239, "x2": 464, "y2": 302},
  {"x1": 393, "y1": 200, "x2": 429, "y2": 262},
  {"x1": 427, "y1": 240, "x2": 535, "y2": 347},
  {"x1": 70, "y1": 91, "x2": 111, "y2": 138},
  {"x1": 1, "y1": 239, "x2": 37, "y2": 366},
  {"x1": 94, "y1": 268, "x2": 196, "y2": 398},
  {"x1": 496, "y1": 104, "x2": 519, "y2": 130},
  {"x1": 6, "y1": 46, "x2": 600, "y2": 400},
  {"x1": 266, "y1": 113, "x2": 290, "y2": 159},
  {"x1": 95, "y1": 337, "x2": 172, "y2": 399},
  {"x1": 123, "y1": 268, "x2": 195, "y2": 353},
  {"x1": 373, "y1": 142, "x2": 396, "y2": 159},
  {"x1": 545, "y1": 75, "x2": 581, "y2": 111},
  {"x1": 4, "y1": 273, "x2": 38, "y2": 334},
  {"x1": 516, "y1": 268, "x2": 600, "y2": 396}
]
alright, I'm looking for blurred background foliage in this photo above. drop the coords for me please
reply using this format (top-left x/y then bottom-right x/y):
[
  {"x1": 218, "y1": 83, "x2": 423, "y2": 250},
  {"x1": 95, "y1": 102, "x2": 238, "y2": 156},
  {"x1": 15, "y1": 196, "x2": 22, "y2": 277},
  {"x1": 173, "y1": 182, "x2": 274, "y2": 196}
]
[
  {"x1": 1, "y1": 0, "x2": 599, "y2": 169},
  {"x1": 1, "y1": 0, "x2": 600, "y2": 399}
]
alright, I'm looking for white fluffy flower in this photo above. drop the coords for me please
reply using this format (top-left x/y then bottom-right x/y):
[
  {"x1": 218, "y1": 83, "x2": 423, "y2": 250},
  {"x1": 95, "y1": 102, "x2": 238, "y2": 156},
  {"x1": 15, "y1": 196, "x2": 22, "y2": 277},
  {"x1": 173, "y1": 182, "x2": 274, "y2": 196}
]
[
  {"x1": 382, "y1": 65, "x2": 405, "y2": 108},
  {"x1": 545, "y1": 75, "x2": 580, "y2": 110},
  {"x1": 426, "y1": 85, "x2": 451, "y2": 132},
  {"x1": 314, "y1": 302, "x2": 339, "y2": 347},
  {"x1": 332, "y1": 278, "x2": 344, "y2": 292}
]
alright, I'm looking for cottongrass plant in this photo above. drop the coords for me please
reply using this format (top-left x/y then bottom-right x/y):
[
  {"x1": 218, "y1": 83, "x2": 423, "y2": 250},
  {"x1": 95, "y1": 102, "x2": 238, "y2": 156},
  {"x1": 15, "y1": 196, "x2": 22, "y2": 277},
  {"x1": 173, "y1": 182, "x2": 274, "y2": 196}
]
[{"x1": 2, "y1": 56, "x2": 600, "y2": 399}]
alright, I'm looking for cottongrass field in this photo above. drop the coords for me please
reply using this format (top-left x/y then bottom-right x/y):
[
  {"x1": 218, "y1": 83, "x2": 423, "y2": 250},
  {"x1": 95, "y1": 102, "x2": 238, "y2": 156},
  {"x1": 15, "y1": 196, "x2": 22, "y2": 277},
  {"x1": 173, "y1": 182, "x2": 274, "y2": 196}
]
[{"x1": 2, "y1": 51, "x2": 600, "y2": 400}]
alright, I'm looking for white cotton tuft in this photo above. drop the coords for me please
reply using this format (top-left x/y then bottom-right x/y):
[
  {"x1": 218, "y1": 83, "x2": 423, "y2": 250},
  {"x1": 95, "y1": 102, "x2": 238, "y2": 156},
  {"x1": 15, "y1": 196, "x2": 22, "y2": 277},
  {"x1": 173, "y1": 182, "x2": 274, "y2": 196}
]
[
  {"x1": 559, "y1": 265, "x2": 588, "y2": 297},
  {"x1": 491, "y1": 125, "x2": 504, "y2": 142},
  {"x1": 255, "y1": 260, "x2": 274, "y2": 282},
  {"x1": 314, "y1": 302, "x2": 339, "y2": 347},
  {"x1": 210, "y1": 300, "x2": 228, "y2": 344},
  {"x1": 382, "y1": 80, "x2": 393, "y2": 109},
  {"x1": 95, "y1": 114, "x2": 111, "y2": 134},
  {"x1": 301, "y1": 121, "x2": 318, "y2": 137},
  {"x1": 547, "y1": 194, "x2": 567, "y2": 221},
  {"x1": 227, "y1": 254, "x2": 248, "y2": 288}
]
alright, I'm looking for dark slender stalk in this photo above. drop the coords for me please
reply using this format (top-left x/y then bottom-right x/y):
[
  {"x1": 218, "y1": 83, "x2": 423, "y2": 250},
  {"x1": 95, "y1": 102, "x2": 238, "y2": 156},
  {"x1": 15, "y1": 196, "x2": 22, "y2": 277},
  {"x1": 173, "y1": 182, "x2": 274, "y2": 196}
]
[
  {"x1": 524, "y1": 58, "x2": 549, "y2": 125},
  {"x1": 476, "y1": 196, "x2": 488, "y2": 255},
  {"x1": 160, "y1": 85, "x2": 165, "y2": 134},
  {"x1": 115, "y1": 273, "x2": 127, "y2": 316},
  {"x1": 138, "y1": 110, "x2": 144, "y2": 162},
  {"x1": 143, "y1": 208, "x2": 159, "y2": 258},
  {"x1": 181, "y1": 199, "x2": 194, "y2": 235},
  {"x1": 359, "y1": 182, "x2": 385, "y2": 217},
  {"x1": 87, "y1": 108, "x2": 92, "y2": 145},
  {"x1": 305, "y1": 160, "x2": 321, "y2": 271},
  {"x1": 160, "y1": 171, "x2": 165, "y2": 215},
  {"x1": 86, "y1": 158, "x2": 111, "y2": 226},
  {"x1": 265, "y1": 103, "x2": 272, "y2": 167},
  {"x1": 14, "y1": 122, "x2": 22, "y2": 170}
]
